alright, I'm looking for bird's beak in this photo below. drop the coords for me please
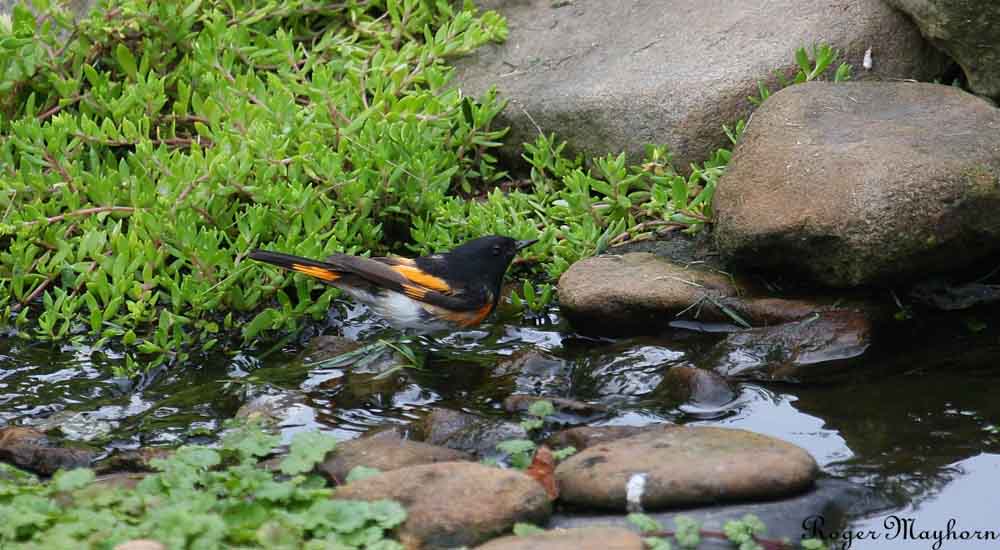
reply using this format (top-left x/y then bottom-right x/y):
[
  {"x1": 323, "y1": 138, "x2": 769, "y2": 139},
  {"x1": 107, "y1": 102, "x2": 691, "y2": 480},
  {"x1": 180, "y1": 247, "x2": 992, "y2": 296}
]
[{"x1": 515, "y1": 239, "x2": 538, "y2": 251}]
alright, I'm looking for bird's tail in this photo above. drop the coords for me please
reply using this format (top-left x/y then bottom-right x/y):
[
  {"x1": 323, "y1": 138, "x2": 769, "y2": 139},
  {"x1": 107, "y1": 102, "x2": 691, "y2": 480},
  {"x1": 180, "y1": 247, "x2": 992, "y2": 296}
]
[{"x1": 248, "y1": 250, "x2": 342, "y2": 283}]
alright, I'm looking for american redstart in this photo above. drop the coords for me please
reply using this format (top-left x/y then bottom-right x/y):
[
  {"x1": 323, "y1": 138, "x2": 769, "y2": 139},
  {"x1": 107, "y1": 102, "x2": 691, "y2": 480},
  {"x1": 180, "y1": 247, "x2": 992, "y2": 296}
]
[{"x1": 249, "y1": 236, "x2": 537, "y2": 331}]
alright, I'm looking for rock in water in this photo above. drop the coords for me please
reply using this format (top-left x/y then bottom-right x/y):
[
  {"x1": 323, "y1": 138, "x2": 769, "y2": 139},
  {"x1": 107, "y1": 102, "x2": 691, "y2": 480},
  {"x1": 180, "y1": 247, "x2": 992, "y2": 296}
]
[
  {"x1": 555, "y1": 425, "x2": 817, "y2": 510},
  {"x1": 454, "y1": 0, "x2": 944, "y2": 170},
  {"x1": 887, "y1": 0, "x2": 1000, "y2": 99},
  {"x1": 316, "y1": 434, "x2": 470, "y2": 484},
  {"x1": 708, "y1": 311, "x2": 872, "y2": 382},
  {"x1": 715, "y1": 82, "x2": 1000, "y2": 287},
  {"x1": 334, "y1": 462, "x2": 551, "y2": 549}
]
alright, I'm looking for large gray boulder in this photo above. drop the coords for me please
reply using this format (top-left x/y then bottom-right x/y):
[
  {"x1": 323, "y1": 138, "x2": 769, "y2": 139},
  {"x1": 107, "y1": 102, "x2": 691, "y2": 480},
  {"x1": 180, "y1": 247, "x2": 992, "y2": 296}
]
[
  {"x1": 455, "y1": 0, "x2": 944, "y2": 170},
  {"x1": 887, "y1": 0, "x2": 1000, "y2": 99},
  {"x1": 714, "y1": 81, "x2": 1000, "y2": 288}
]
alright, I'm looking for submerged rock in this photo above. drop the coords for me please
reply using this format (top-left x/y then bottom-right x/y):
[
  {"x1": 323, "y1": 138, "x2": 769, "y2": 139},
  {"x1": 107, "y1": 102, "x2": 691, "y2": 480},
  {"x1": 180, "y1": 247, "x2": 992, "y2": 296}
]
[
  {"x1": 474, "y1": 527, "x2": 644, "y2": 550},
  {"x1": 95, "y1": 447, "x2": 173, "y2": 474},
  {"x1": 656, "y1": 366, "x2": 736, "y2": 407},
  {"x1": 454, "y1": 0, "x2": 942, "y2": 171},
  {"x1": 503, "y1": 395, "x2": 610, "y2": 426},
  {"x1": 334, "y1": 462, "x2": 551, "y2": 549},
  {"x1": 707, "y1": 311, "x2": 872, "y2": 382},
  {"x1": 0, "y1": 426, "x2": 96, "y2": 475},
  {"x1": 414, "y1": 408, "x2": 528, "y2": 459},
  {"x1": 493, "y1": 350, "x2": 574, "y2": 397},
  {"x1": 909, "y1": 278, "x2": 1000, "y2": 311},
  {"x1": 316, "y1": 434, "x2": 470, "y2": 484},
  {"x1": 546, "y1": 426, "x2": 650, "y2": 452},
  {"x1": 555, "y1": 425, "x2": 817, "y2": 510},
  {"x1": 887, "y1": 0, "x2": 1000, "y2": 99},
  {"x1": 715, "y1": 82, "x2": 1000, "y2": 287}
]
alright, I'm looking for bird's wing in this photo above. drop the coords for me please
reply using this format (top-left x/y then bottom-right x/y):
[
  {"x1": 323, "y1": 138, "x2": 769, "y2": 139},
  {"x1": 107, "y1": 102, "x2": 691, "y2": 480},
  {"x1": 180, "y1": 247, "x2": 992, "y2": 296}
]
[{"x1": 324, "y1": 254, "x2": 482, "y2": 311}]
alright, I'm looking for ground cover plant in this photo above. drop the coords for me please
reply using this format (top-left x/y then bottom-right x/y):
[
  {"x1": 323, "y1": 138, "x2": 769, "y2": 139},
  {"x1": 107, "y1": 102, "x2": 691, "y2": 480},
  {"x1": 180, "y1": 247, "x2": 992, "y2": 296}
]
[
  {"x1": 0, "y1": 0, "x2": 852, "y2": 374},
  {"x1": 0, "y1": 421, "x2": 407, "y2": 549},
  {"x1": 0, "y1": 0, "x2": 721, "y2": 373}
]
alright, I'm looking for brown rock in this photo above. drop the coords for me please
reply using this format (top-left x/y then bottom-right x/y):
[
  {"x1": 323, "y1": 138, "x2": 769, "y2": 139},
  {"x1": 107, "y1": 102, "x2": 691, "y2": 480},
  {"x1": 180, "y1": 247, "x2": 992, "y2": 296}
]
[
  {"x1": 887, "y1": 0, "x2": 1000, "y2": 99},
  {"x1": 335, "y1": 462, "x2": 551, "y2": 549},
  {"x1": 558, "y1": 253, "x2": 739, "y2": 334},
  {"x1": 494, "y1": 350, "x2": 573, "y2": 395},
  {"x1": 503, "y1": 395, "x2": 609, "y2": 423},
  {"x1": 546, "y1": 426, "x2": 649, "y2": 451},
  {"x1": 91, "y1": 472, "x2": 148, "y2": 491},
  {"x1": 555, "y1": 425, "x2": 817, "y2": 510},
  {"x1": 657, "y1": 366, "x2": 735, "y2": 406},
  {"x1": 95, "y1": 447, "x2": 173, "y2": 474},
  {"x1": 708, "y1": 310, "x2": 872, "y2": 382},
  {"x1": 715, "y1": 82, "x2": 1000, "y2": 287},
  {"x1": 0, "y1": 427, "x2": 96, "y2": 475},
  {"x1": 454, "y1": 0, "x2": 943, "y2": 172},
  {"x1": 317, "y1": 435, "x2": 470, "y2": 484},
  {"x1": 414, "y1": 408, "x2": 527, "y2": 458},
  {"x1": 474, "y1": 527, "x2": 644, "y2": 550}
]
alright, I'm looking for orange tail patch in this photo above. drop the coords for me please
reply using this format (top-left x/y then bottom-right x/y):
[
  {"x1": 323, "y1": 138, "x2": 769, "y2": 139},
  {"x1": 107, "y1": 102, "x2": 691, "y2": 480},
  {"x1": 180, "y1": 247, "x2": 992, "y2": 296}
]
[{"x1": 291, "y1": 264, "x2": 340, "y2": 282}]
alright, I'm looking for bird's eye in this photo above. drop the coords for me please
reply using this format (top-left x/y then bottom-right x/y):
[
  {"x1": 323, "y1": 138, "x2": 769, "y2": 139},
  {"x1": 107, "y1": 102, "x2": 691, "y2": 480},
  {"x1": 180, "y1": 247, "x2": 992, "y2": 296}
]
[{"x1": 492, "y1": 245, "x2": 502, "y2": 256}]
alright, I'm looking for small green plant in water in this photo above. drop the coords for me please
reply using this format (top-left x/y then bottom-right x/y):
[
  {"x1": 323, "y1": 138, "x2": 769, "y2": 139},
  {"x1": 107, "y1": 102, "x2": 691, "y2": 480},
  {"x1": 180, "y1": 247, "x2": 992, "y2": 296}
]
[
  {"x1": 495, "y1": 399, "x2": 576, "y2": 468},
  {"x1": 0, "y1": 421, "x2": 406, "y2": 549},
  {"x1": 628, "y1": 513, "x2": 829, "y2": 550}
]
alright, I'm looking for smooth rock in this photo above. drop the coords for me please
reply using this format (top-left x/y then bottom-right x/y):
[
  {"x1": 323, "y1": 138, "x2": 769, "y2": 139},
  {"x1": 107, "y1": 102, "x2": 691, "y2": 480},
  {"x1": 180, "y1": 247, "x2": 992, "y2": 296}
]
[
  {"x1": 558, "y1": 252, "x2": 861, "y2": 335},
  {"x1": 455, "y1": 0, "x2": 943, "y2": 171},
  {"x1": 95, "y1": 447, "x2": 173, "y2": 473},
  {"x1": 32, "y1": 410, "x2": 115, "y2": 441},
  {"x1": 909, "y1": 278, "x2": 1000, "y2": 310},
  {"x1": 316, "y1": 434, "x2": 470, "y2": 484},
  {"x1": 503, "y1": 395, "x2": 609, "y2": 426},
  {"x1": 556, "y1": 425, "x2": 818, "y2": 510},
  {"x1": 234, "y1": 390, "x2": 314, "y2": 429},
  {"x1": 546, "y1": 426, "x2": 649, "y2": 451},
  {"x1": 474, "y1": 527, "x2": 644, "y2": 550},
  {"x1": 91, "y1": 472, "x2": 148, "y2": 491},
  {"x1": 493, "y1": 349, "x2": 574, "y2": 396},
  {"x1": 558, "y1": 253, "x2": 739, "y2": 335},
  {"x1": 0, "y1": 426, "x2": 96, "y2": 475},
  {"x1": 707, "y1": 311, "x2": 871, "y2": 382},
  {"x1": 656, "y1": 366, "x2": 735, "y2": 407},
  {"x1": 414, "y1": 408, "x2": 528, "y2": 458},
  {"x1": 715, "y1": 82, "x2": 1000, "y2": 287},
  {"x1": 550, "y1": 478, "x2": 890, "y2": 548},
  {"x1": 574, "y1": 344, "x2": 682, "y2": 402},
  {"x1": 887, "y1": 0, "x2": 1000, "y2": 99},
  {"x1": 334, "y1": 461, "x2": 551, "y2": 549}
]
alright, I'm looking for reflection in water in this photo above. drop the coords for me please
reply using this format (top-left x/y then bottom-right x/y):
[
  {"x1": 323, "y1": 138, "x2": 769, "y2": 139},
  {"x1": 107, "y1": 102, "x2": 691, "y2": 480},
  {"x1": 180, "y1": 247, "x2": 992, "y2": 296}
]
[{"x1": 1, "y1": 300, "x2": 999, "y2": 532}]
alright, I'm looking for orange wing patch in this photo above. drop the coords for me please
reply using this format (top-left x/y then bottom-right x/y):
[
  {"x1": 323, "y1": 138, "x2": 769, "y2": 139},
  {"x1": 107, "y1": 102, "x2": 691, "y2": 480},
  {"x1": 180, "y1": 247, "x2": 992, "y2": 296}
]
[
  {"x1": 391, "y1": 265, "x2": 452, "y2": 293},
  {"x1": 291, "y1": 264, "x2": 340, "y2": 282},
  {"x1": 402, "y1": 284, "x2": 429, "y2": 300}
]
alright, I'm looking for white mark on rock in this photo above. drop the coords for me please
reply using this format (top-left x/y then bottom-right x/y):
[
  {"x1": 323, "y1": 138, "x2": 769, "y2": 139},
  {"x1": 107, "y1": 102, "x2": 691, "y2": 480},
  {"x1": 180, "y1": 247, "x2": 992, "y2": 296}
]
[
  {"x1": 863, "y1": 47, "x2": 873, "y2": 71},
  {"x1": 626, "y1": 473, "x2": 647, "y2": 513}
]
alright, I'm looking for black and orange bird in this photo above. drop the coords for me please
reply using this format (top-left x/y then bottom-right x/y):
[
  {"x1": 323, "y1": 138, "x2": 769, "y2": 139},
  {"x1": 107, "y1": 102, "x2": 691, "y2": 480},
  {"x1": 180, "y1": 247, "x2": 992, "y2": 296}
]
[{"x1": 248, "y1": 236, "x2": 537, "y2": 332}]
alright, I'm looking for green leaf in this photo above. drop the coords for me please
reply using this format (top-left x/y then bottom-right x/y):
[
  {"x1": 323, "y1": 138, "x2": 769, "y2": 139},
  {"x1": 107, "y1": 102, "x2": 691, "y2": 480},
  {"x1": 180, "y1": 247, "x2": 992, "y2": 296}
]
[
  {"x1": 51, "y1": 468, "x2": 95, "y2": 492},
  {"x1": 526, "y1": 399, "x2": 555, "y2": 418},
  {"x1": 12, "y1": 4, "x2": 36, "y2": 36},
  {"x1": 628, "y1": 512, "x2": 663, "y2": 533},
  {"x1": 512, "y1": 522, "x2": 546, "y2": 536},
  {"x1": 280, "y1": 431, "x2": 338, "y2": 475},
  {"x1": 115, "y1": 43, "x2": 137, "y2": 80}
]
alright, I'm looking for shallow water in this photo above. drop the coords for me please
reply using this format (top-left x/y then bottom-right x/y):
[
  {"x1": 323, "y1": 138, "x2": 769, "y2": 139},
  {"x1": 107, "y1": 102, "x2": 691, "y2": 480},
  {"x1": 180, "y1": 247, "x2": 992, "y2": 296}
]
[{"x1": 2, "y1": 299, "x2": 999, "y2": 547}]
